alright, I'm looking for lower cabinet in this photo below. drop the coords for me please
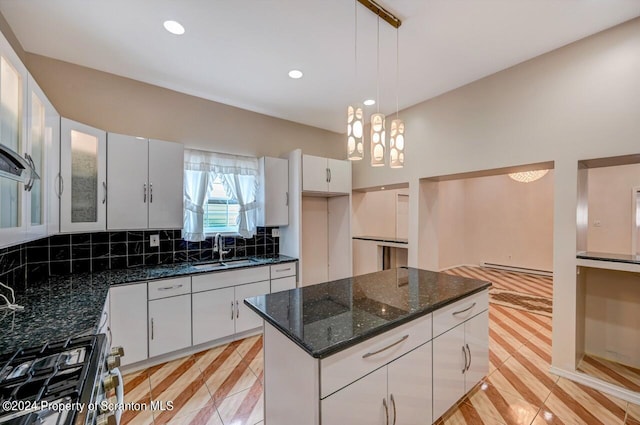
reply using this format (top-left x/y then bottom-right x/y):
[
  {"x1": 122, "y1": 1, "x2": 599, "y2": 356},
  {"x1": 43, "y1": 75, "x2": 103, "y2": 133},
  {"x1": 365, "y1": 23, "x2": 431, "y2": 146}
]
[
  {"x1": 321, "y1": 342, "x2": 432, "y2": 425},
  {"x1": 110, "y1": 283, "x2": 148, "y2": 366},
  {"x1": 235, "y1": 280, "x2": 271, "y2": 333},
  {"x1": 432, "y1": 310, "x2": 489, "y2": 420},
  {"x1": 149, "y1": 294, "x2": 192, "y2": 357}
]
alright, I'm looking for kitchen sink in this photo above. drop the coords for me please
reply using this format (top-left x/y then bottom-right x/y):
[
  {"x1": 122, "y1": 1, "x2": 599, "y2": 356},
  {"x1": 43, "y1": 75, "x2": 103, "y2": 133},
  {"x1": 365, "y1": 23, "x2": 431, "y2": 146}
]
[{"x1": 192, "y1": 258, "x2": 259, "y2": 271}]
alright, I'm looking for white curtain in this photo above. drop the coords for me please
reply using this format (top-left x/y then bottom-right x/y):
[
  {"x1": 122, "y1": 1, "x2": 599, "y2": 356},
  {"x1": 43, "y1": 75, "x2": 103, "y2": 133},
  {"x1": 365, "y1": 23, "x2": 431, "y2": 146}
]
[{"x1": 182, "y1": 149, "x2": 259, "y2": 241}]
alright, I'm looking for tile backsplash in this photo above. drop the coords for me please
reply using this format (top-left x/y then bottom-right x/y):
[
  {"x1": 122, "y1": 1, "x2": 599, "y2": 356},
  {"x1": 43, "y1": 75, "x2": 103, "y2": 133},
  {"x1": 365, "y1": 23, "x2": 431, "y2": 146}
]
[{"x1": 0, "y1": 227, "x2": 279, "y2": 290}]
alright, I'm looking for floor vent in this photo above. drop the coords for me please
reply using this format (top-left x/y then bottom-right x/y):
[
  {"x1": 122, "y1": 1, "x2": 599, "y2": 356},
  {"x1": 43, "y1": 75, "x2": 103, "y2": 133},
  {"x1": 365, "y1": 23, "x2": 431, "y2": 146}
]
[{"x1": 481, "y1": 262, "x2": 553, "y2": 277}]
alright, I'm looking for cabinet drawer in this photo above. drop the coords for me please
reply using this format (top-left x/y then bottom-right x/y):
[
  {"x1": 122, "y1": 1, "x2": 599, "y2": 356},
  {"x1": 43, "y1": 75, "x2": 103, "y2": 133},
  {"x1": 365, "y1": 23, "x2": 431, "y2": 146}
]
[
  {"x1": 433, "y1": 290, "x2": 488, "y2": 338},
  {"x1": 270, "y1": 263, "x2": 296, "y2": 279},
  {"x1": 148, "y1": 277, "x2": 191, "y2": 300},
  {"x1": 320, "y1": 313, "x2": 432, "y2": 398},
  {"x1": 192, "y1": 266, "x2": 270, "y2": 293}
]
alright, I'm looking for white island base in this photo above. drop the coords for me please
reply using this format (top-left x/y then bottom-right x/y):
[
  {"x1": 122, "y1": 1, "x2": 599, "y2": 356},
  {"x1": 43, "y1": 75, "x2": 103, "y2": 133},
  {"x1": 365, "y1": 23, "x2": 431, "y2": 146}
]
[{"x1": 262, "y1": 289, "x2": 489, "y2": 425}]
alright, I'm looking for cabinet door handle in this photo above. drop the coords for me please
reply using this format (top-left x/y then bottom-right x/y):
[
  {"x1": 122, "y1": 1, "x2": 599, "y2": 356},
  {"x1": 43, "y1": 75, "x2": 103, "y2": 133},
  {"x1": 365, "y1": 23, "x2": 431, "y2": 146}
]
[
  {"x1": 383, "y1": 398, "x2": 389, "y2": 425},
  {"x1": 157, "y1": 284, "x2": 182, "y2": 291},
  {"x1": 285, "y1": 191, "x2": 289, "y2": 206},
  {"x1": 390, "y1": 393, "x2": 397, "y2": 425},
  {"x1": 466, "y1": 343, "x2": 471, "y2": 372},
  {"x1": 452, "y1": 302, "x2": 476, "y2": 316},
  {"x1": 362, "y1": 335, "x2": 408, "y2": 359},
  {"x1": 462, "y1": 345, "x2": 467, "y2": 374},
  {"x1": 236, "y1": 300, "x2": 239, "y2": 319},
  {"x1": 143, "y1": 183, "x2": 147, "y2": 203},
  {"x1": 150, "y1": 183, "x2": 153, "y2": 203},
  {"x1": 325, "y1": 168, "x2": 329, "y2": 183},
  {"x1": 55, "y1": 173, "x2": 63, "y2": 198},
  {"x1": 58, "y1": 173, "x2": 64, "y2": 197},
  {"x1": 231, "y1": 301, "x2": 234, "y2": 320},
  {"x1": 102, "y1": 181, "x2": 107, "y2": 204},
  {"x1": 151, "y1": 318, "x2": 154, "y2": 340},
  {"x1": 328, "y1": 168, "x2": 332, "y2": 183}
]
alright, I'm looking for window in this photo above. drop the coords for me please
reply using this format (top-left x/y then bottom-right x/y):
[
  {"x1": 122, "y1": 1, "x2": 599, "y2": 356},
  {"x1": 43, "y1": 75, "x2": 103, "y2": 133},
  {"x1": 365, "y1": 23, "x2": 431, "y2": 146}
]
[{"x1": 203, "y1": 176, "x2": 240, "y2": 234}]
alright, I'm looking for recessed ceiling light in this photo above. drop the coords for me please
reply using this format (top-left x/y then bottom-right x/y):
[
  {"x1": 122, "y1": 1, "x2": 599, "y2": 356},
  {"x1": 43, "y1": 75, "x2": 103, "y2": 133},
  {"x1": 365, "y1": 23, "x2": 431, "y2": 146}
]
[
  {"x1": 364, "y1": 99, "x2": 376, "y2": 106},
  {"x1": 288, "y1": 69, "x2": 303, "y2": 79},
  {"x1": 163, "y1": 20, "x2": 185, "y2": 35},
  {"x1": 381, "y1": 186, "x2": 385, "y2": 190}
]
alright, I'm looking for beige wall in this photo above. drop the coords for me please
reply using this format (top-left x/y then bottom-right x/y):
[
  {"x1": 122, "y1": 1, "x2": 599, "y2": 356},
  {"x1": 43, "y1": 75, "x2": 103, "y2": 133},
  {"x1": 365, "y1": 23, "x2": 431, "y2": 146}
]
[
  {"x1": 351, "y1": 188, "x2": 409, "y2": 238},
  {"x1": 587, "y1": 163, "x2": 640, "y2": 254}
]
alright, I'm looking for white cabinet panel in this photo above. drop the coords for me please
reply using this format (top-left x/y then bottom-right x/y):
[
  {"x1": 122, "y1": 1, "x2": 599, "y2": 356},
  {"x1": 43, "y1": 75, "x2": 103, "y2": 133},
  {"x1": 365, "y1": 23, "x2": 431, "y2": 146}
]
[
  {"x1": 149, "y1": 294, "x2": 191, "y2": 357},
  {"x1": 432, "y1": 323, "x2": 466, "y2": 421},
  {"x1": 302, "y1": 154, "x2": 328, "y2": 193},
  {"x1": 258, "y1": 157, "x2": 288, "y2": 226},
  {"x1": 327, "y1": 158, "x2": 351, "y2": 194},
  {"x1": 387, "y1": 343, "x2": 432, "y2": 425},
  {"x1": 60, "y1": 118, "x2": 107, "y2": 233},
  {"x1": 235, "y1": 280, "x2": 270, "y2": 333},
  {"x1": 148, "y1": 139, "x2": 183, "y2": 228},
  {"x1": 271, "y1": 276, "x2": 296, "y2": 293},
  {"x1": 321, "y1": 366, "x2": 388, "y2": 425},
  {"x1": 465, "y1": 310, "x2": 489, "y2": 392},
  {"x1": 110, "y1": 283, "x2": 148, "y2": 366},
  {"x1": 148, "y1": 276, "x2": 190, "y2": 300},
  {"x1": 433, "y1": 291, "x2": 489, "y2": 338},
  {"x1": 107, "y1": 134, "x2": 148, "y2": 230},
  {"x1": 192, "y1": 287, "x2": 235, "y2": 345},
  {"x1": 270, "y1": 263, "x2": 296, "y2": 279}
]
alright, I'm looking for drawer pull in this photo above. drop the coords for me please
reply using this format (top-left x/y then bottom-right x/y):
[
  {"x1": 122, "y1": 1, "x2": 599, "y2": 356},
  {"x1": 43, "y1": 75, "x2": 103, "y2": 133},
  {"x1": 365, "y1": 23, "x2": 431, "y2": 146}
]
[
  {"x1": 275, "y1": 267, "x2": 292, "y2": 272},
  {"x1": 157, "y1": 284, "x2": 183, "y2": 291},
  {"x1": 452, "y1": 302, "x2": 476, "y2": 316},
  {"x1": 362, "y1": 335, "x2": 408, "y2": 359}
]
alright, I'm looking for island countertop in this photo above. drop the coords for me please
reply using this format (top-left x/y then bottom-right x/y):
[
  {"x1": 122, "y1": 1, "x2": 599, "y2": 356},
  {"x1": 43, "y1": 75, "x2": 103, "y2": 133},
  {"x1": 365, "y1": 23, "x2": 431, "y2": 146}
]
[{"x1": 244, "y1": 267, "x2": 491, "y2": 358}]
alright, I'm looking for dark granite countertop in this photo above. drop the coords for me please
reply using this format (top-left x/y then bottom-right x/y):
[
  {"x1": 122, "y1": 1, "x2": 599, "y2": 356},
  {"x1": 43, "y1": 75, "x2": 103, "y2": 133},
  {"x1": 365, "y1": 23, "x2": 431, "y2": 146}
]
[
  {"x1": 352, "y1": 235, "x2": 408, "y2": 244},
  {"x1": 244, "y1": 267, "x2": 491, "y2": 359},
  {"x1": 577, "y1": 251, "x2": 640, "y2": 265},
  {"x1": 0, "y1": 255, "x2": 297, "y2": 356}
]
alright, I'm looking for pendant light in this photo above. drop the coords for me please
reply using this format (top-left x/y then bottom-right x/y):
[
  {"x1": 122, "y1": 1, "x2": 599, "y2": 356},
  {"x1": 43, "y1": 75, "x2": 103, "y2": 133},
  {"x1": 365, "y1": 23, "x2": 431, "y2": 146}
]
[
  {"x1": 389, "y1": 26, "x2": 404, "y2": 168},
  {"x1": 347, "y1": 1, "x2": 364, "y2": 161},
  {"x1": 370, "y1": 16, "x2": 385, "y2": 167}
]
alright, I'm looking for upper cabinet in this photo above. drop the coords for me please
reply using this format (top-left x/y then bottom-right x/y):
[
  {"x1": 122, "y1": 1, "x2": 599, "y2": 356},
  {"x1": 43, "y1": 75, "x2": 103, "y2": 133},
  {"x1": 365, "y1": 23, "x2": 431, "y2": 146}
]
[
  {"x1": 107, "y1": 134, "x2": 183, "y2": 230},
  {"x1": 60, "y1": 118, "x2": 107, "y2": 233},
  {"x1": 302, "y1": 154, "x2": 351, "y2": 195},
  {"x1": 258, "y1": 156, "x2": 288, "y2": 227}
]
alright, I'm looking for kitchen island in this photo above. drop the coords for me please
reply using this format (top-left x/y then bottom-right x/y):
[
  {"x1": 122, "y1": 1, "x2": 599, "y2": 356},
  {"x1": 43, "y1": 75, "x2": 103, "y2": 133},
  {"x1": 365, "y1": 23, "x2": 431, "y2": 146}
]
[{"x1": 244, "y1": 267, "x2": 491, "y2": 425}]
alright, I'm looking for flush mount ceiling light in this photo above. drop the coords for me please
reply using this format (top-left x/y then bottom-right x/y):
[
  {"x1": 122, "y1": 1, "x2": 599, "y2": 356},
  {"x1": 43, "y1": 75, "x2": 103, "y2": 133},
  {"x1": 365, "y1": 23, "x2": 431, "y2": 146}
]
[
  {"x1": 508, "y1": 169, "x2": 549, "y2": 183},
  {"x1": 364, "y1": 99, "x2": 376, "y2": 106},
  {"x1": 163, "y1": 20, "x2": 185, "y2": 35},
  {"x1": 288, "y1": 69, "x2": 303, "y2": 79}
]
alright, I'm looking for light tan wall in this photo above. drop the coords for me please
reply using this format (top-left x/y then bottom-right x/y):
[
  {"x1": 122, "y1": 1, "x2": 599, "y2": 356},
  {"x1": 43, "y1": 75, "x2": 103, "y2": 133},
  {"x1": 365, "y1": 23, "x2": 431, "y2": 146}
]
[
  {"x1": 436, "y1": 179, "x2": 467, "y2": 269},
  {"x1": 587, "y1": 163, "x2": 640, "y2": 254},
  {"x1": 301, "y1": 196, "x2": 328, "y2": 286},
  {"x1": 351, "y1": 188, "x2": 409, "y2": 238},
  {"x1": 23, "y1": 53, "x2": 344, "y2": 159}
]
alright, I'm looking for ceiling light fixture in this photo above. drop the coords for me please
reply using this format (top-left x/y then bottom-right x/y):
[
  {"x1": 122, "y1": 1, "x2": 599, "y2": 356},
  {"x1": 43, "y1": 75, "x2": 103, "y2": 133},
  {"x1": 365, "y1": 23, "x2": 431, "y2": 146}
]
[
  {"x1": 508, "y1": 170, "x2": 549, "y2": 183},
  {"x1": 163, "y1": 20, "x2": 185, "y2": 35},
  {"x1": 364, "y1": 99, "x2": 376, "y2": 106},
  {"x1": 347, "y1": 1, "x2": 364, "y2": 161},
  {"x1": 288, "y1": 69, "x2": 303, "y2": 79}
]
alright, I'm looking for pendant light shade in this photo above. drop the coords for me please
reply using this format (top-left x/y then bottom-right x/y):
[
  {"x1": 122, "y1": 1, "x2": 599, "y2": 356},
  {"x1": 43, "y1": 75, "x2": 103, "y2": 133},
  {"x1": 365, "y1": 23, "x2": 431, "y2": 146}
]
[
  {"x1": 347, "y1": 105, "x2": 364, "y2": 160},
  {"x1": 389, "y1": 119, "x2": 404, "y2": 168},
  {"x1": 370, "y1": 112, "x2": 386, "y2": 166},
  {"x1": 508, "y1": 170, "x2": 549, "y2": 183}
]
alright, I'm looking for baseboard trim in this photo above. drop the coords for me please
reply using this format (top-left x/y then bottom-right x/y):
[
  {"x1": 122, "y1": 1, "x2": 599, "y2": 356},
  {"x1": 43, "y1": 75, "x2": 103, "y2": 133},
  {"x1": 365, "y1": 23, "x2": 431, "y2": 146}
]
[
  {"x1": 549, "y1": 366, "x2": 640, "y2": 404},
  {"x1": 438, "y1": 264, "x2": 479, "y2": 272},
  {"x1": 481, "y1": 262, "x2": 553, "y2": 277}
]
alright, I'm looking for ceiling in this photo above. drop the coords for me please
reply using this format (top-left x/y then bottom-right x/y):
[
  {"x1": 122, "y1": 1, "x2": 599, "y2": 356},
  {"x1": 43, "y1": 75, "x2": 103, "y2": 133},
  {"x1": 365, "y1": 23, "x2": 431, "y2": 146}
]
[{"x1": 0, "y1": 1, "x2": 638, "y2": 133}]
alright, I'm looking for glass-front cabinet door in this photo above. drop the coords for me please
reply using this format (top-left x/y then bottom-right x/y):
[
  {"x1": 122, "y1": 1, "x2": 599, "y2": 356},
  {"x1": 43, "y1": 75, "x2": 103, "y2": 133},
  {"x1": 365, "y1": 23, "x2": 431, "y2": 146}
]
[
  {"x1": 0, "y1": 34, "x2": 27, "y2": 247},
  {"x1": 60, "y1": 118, "x2": 106, "y2": 233}
]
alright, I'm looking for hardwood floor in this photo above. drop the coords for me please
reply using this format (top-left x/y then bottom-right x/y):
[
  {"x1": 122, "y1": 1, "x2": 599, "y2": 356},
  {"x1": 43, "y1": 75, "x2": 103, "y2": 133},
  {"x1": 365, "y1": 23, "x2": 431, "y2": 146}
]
[{"x1": 121, "y1": 268, "x2": 639, "y2": 425}]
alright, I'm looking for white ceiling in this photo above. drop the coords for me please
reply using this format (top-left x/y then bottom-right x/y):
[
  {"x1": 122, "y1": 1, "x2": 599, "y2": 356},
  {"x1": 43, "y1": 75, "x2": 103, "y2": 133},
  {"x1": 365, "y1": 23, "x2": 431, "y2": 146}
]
[{"x1": 0, "y1": 1, "x2": 638, "y2": 133}]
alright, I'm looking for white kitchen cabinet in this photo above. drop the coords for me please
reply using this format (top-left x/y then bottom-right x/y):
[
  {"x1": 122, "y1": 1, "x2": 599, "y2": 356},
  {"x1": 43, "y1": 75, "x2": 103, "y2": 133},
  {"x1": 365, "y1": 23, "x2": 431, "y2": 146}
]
[
  {"x1": 149, "y1": 293, "x2": 192, "y2": 357},
  {"x1": 192, "y1": 286, "x2": 235, "y2": 345},
  {"x1": 302, "y1": 154, "x2": 351, "y2": 195},
  {"x1": 322, "y1": 343, "x2": 432, "y2": 425},
  {"x1": 432, "y1": 310, "x2": 489, "y2": 421},
  {"x1": 110, "y1": 283, "x2": 148, "y2": 366},
  {"x1": 271, "y1": 275, "x2": 296, "y2": 293},
  {"x1": 235, "y1": 280, "x2": 270, "y2": 333},
  {"x1": 107, "y1": 134, "x2": 183, "y2": 230},
  {"x1": 258, "y1": 156, "x2": 288, "y2": 226},
  {"x1": 60, "y1": 118, "x2": 107, "y2": 233}
]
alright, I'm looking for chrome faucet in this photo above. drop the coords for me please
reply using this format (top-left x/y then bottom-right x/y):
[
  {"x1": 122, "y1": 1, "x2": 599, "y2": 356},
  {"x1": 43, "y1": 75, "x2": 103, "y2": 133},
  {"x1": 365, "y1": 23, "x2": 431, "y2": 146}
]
[{"x1": 214, "y1": 233, "x2": 231, "y2": 263}]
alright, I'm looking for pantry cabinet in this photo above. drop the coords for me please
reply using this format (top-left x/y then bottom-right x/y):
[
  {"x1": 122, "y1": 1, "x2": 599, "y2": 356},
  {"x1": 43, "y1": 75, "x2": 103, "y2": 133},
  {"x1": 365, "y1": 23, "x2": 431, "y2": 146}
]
[
  {"x1": 60, "y1": 118, "x2": 107, "y2": 233},
  {"x1": 107, "y1": 134, "x2": 183, "y2": 230},
  {"x1": 258, "y1": 156, "x2": 289, "y2": 227},
  {"x1": 302, "y1": 154, "x2": 351, "y2": 195}
]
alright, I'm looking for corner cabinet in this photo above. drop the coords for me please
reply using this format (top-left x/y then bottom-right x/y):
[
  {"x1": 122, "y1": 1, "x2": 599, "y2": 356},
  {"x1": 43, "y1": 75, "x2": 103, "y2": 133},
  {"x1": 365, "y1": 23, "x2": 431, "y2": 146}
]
[
  {"x1": 60, "y1": 118, "x2": 107, "y2": 233},
  {"x1": 258, "y1": 156, "x2": 288, "y2": 227},
  {"x1": 302, "y1": 154, "x2": 351, "y2": 195},
  {"x1": 107, "y1": 133, "x2": 183, "y2": 230}
]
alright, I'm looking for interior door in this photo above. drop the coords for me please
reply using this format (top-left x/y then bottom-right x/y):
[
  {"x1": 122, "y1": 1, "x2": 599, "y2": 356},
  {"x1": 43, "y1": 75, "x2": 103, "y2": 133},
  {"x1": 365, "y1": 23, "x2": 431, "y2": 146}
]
[{"x1": 107, "y1": 134, "x2": 148, "y2": 230}]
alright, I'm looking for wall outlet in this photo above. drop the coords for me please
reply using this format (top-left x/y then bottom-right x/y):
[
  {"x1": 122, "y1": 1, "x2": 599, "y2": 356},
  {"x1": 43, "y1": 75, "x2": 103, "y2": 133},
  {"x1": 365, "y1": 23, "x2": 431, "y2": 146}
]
[
  {"x1": 271, "y1": 228, "x2": 280, "y2": 238},
  {"x1": 149, "y1": 234, "x2": 160, "y2": 247}
]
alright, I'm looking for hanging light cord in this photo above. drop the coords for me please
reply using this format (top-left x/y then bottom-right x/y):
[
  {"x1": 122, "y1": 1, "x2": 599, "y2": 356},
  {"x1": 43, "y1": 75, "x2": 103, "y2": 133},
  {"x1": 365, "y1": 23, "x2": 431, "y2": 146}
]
[
  {"x1": 376, "y1": 16, "x2": 380, "y2": 113},
  {"x1": 354, "y1": 0, "x2": 358, "y2": 91},
  {"x1": 396, "y1": 27, "x2": 399, "y2": 119}
]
